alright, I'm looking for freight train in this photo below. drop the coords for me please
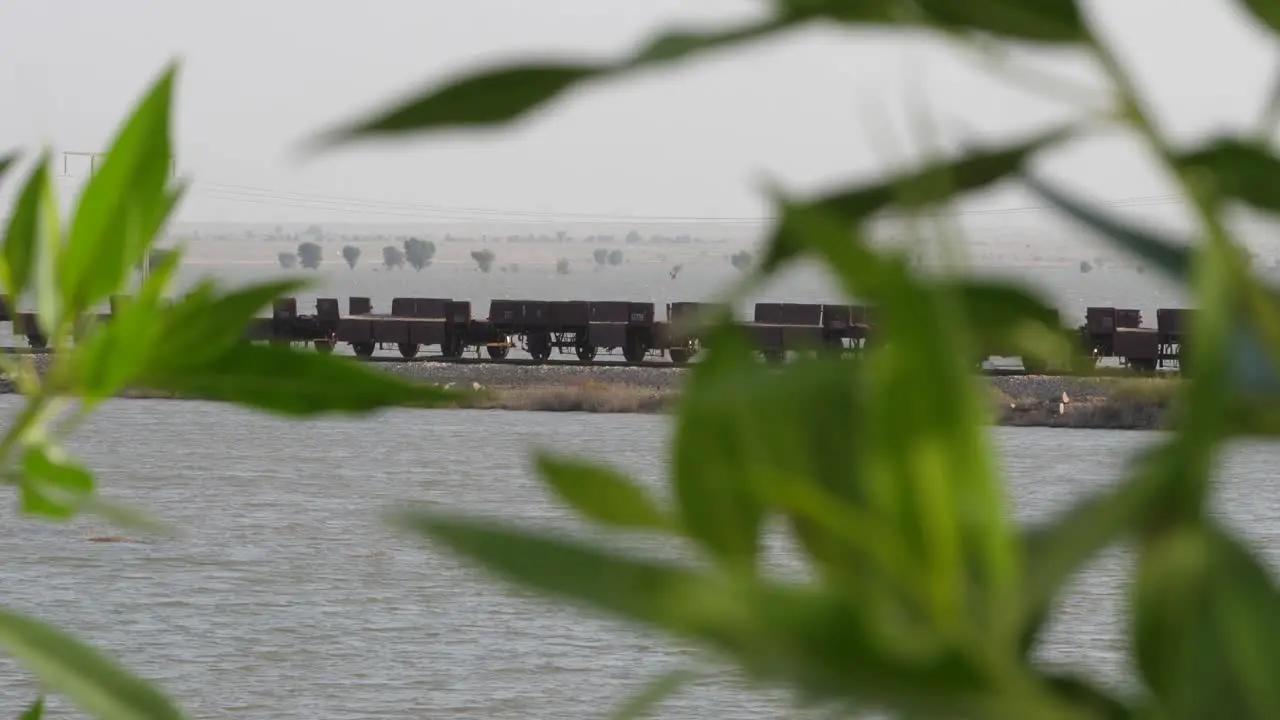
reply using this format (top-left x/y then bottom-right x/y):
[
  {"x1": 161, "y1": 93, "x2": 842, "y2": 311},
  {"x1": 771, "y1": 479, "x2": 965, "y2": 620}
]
[{"x1": 0, "y1": 295, "x2": 1190, "y2": 373}]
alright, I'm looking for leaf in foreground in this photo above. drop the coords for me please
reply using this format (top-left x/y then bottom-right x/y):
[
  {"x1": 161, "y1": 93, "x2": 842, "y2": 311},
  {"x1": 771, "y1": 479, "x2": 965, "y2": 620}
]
[
  {"x1": 392, "y1": 509, "x2": 988, "y2": 713},
  {"x1": 18, "y1": 697, "x2": 43, "y2": 720},
  {"x1": 312, "y1": 17, "x2": 794, "y2": 145},
  {"x1": 761, "y1": 127, "x2": 1074, "y2": 274},
  {"x1": 18, "y1": 443, "x2": 95, "y2": 520},
  {"x1": 534, "y1": 452, "x2": 673, "y2": 532},
  {"x1": 1132, "y1": 522, "x2": 1280, "y2": 719},
  {"x1": 609, "y1": 668, "x2": 699, "y2": 720},
  {"x1": 140, "y1": 343, "x2": 463, "y2": 415},
  {"x1": 1021, "y1": 173, "x2": 1192, "y2": 281},
  {"x1": 0, "y1": 608, "x2": 182, "y2": 720}
]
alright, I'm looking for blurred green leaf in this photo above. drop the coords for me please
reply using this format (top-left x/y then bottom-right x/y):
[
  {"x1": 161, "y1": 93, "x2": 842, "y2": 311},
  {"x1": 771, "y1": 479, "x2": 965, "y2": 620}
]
[
  {"x1": 1177, "y1": 138, "x2": 1280, "y2": 213},
  {"x1": 139, "y1": 343, "x2": 462, "y2": 415},
  {"x1": 18, "y1": 444, "x2": 94, "y2": 520},
  {"x1": 762, "y1": 127, "x2": 1073, "y2": 273},
  {"x1": 1040, "y1": 674, "x2": 1134, "y2": 720},
  {"x1": 18, "y1": 697, "x2": 43, "y2": 720},
  {"x1": 534, "y1": 452, "x2": 674, "y2": 532},
  {"x1": 1, "y1": 154, "x2": 52, "y2": 310},
  {"x1": 1133, "y1": 523, "x2": 1280, "y2": 719},
  {"x1": 0, "y1": 152, "x2": 15, "y2": 185},
  {"x1": 609, "y1": 668, "x2": 699, "y2": 720},
  {"x1": 313, "y1": 18, "x2": 796, "y2": 145},
  {"x1": 1021, "y1": 174, "x2": 1192, "y2": 281},
  {"x1": 914, "y1": 0, "x2": 1088, "y2": 43},
  {"x1": 0, "y1": 607, "x2": 182, "y2": 720},
  {"x1": 394, "y1": 509, "x2": 990, "y2": 713},
  {"x1": 61, "y1": 63, "x2": 176, "y2": 316},
  {"x1": 670, "y1": 323, "x2": 771, "y2": 571},
  {"x1": 1017, "y1": 461, "x2": 1166, "y2": 656},
  {"x1": 1238, "y1": 0, "x2": 1280, "y2": 36}
]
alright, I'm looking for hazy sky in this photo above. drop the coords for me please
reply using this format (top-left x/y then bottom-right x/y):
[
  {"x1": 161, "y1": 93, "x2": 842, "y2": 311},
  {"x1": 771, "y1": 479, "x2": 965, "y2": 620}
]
[{"x1": 1, "y1": 0, "x2": 1275, "y2": 230}]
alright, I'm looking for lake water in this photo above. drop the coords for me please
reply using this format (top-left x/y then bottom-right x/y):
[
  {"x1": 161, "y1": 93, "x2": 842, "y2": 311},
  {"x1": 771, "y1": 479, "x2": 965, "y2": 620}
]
[{"x1": 0, "y1": 397, "x2": 1278, "y2": 719}]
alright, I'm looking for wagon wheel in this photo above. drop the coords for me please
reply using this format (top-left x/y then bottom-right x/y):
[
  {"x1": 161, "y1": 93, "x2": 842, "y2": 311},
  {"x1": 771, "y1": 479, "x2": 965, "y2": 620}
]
[
  {"x1": 487, "y1": 344, "x2": 510, "y2": 360},
  {"x1": 27, "y1": 334, "x2": 47, "y2": 350},
  {"x1": 622, "y1": 335, "x2": 649, "y2": 363},
  {"x1": 398, "y1": 342, "x2": 420, "y2": 359},
  {"x1": 575, "y1": 343, "x2": 597, "y2": 362},
  {"x1": 352, "y1": 342, "x2": 375, "y2": 358},
  {"x1": 314, "y1": 336, "x2": 336, "y2": 354},
  {"x1": 668, "y1": 347, "x2": 691, "y2": 366},
  {"x1": 442, "y1": 335, "x2": 466, "y2": 358},
  {"x1": 527, "y1": 334, "x2": 552, "y2": 362},
  {"x1": 761, "y1": 348, "x2": 785, "y2": 364}
]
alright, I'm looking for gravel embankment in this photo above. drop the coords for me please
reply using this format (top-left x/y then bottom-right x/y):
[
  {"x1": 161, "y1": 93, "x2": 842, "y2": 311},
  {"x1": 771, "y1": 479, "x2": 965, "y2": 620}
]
[{"x1": 0, "y1": 354, "x2": 1178, "y2": 429}]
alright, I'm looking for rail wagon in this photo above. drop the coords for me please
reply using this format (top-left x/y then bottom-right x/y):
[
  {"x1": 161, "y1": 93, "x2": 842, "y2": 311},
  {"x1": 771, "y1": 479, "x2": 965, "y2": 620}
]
[{"x1": 0, "y1": 294, "x2": 1198, "y2": 375}]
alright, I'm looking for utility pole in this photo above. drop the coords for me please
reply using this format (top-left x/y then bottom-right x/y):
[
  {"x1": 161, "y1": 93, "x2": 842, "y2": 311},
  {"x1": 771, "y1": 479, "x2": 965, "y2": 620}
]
[{"x1": 61, "y1": 151, "x2": 178, "y2": 286}]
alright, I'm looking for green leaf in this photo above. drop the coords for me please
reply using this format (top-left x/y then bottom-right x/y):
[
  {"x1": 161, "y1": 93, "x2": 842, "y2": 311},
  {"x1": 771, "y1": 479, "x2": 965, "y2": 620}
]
[
  {"x1": 1132, "y1": 522, "x2": 1280, "y2": 720},
  {"x1": 139, "y1": 343, "x2": 462, "y2": 415},
  {"x1": 669, "y1": 322, "x2": 772, "y2": 570},
  {"x1": 534, "y1": 452, "x2": 673, "y2": 532},
  {"x1": 1, "y1": 153, "x2": 52, "y2": 309},
  {"x1": 1177, "y1": 138, "x2": 1280, "y2": 213},
  {"x1": 762, "y1": 127, "x2": 1073, "y2": 273},
  {"x1": 393, "y1": 509, "x2": 989, "y2": 713},
  {"x1": 0, "y1": 152, "x2": 16, "y2": 185},
  {"x1": 313, "y1": 17, "x2": 795, "y2": 145},
  {"x1": 1040, "y1": 674, "x2": 1134, "y2": 720},
  {"x1": 914, "y1": 0, "x2": 1089, "y2": 43},
  {"x1": 0, "y1": 607, "x2": 182, "y2": 720},
  {"x1": 1017, "y1": 458, "x2": 1166, "y2": 656},
  {"x1": 61, "y1": 63, "x2": 177, "y2": 317},
  {"x1": 18, "y1": 444, "x2": 95, "y2": 520},
  {"x1": 1021, "y1": 173, "x2": 1192, "y2": 281},
  {"x1": 609, "y1": 668, "x2": 699, "y2": 720},
  {"x1": 1237, "y1": 0, "x2": 1280, "y2": 36},
  {"x1": 18, "y1": 697, "x2": 43, "y2": 720}
]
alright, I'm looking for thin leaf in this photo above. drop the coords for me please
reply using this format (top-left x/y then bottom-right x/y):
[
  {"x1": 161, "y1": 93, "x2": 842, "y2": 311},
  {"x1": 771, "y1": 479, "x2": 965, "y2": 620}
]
[
  {"x1": 1021, "y1": 173, "x2": 1192, "y2": 281},
  {"x1": 1133, "y1": 522, "x2": 1280, "y2": 720},
  {"x1": 1017, "y1": 458, "x2": 1167, "y2": 655},
  {"x1": 1, "y1": 154, "x2": 51, "y2": 306},
  {"x1": 139, "y1": 343, "x2": 463, "y2": 415},
  {"x1": 0, "y1": 152, "x2": 16, "y2": 186},
  {"x1": 18, "y1": 697, "x2": 43, "y2": 720},
  {"x1": 914, "y1": 0, "x2": 1088, "y2": 43},
  {"x1": 609, "y1": 668, "x2": 699, "y2": 720},
  {"x1": 0, "y1": 607, "x2": 182, "y2": 720},
  {"x1": 61, "y1": 63, "x2": 177, "y2": 316},
  {"x1": 534, "y1": 452, "x2": 673, "y2": 532},
  {"x1": 1238, "y1": 0, "x2": 1280, "y2": 36},
  {"x1": 1041, "y1": 674, "x2": 1134, "y2": 720},
  {"x1": 670, "y1": 322, "x2": 771, "y2": 570},
  {"x1": 19, "y1": 444, "x2": 95, "y2": 520},
  {"x1": 393, "y1": 509, "x2": 989, "y2": 712},
  {"x1": 762, "y1": 127, "x2": 1073, "y2": 273},
  {"x1": 313, "y1": 18, "x2": 796, "y2": 145},
  {"x1": 1177, "y1": 138, "x2": 1280, "y2": 213}
]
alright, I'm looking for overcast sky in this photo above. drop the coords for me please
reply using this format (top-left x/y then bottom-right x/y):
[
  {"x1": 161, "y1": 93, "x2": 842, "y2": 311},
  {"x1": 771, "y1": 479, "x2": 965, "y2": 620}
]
[{"x1": 0, "y1": 0, "x2": 1275, "y2": 230}]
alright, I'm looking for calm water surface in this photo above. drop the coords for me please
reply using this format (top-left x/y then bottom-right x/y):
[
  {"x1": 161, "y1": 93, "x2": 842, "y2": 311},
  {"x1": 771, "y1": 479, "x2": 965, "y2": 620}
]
[{"x1": 0, "y1": 398, "x2": 1277, "y2": 719}]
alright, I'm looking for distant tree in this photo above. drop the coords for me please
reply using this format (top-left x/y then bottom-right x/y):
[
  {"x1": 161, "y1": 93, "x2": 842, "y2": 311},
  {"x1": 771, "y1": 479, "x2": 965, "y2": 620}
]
[
  {"x1": 556, "y1": 258, "x2": 571, "y2": 275},
  {"x1": 607, "y1": 249, "x2": 623, "y2": 266},
  {"x1": 342, "y1": 245, "x2": 361, "y2": 269},
  {"x1": 297, "y1": 241, "x2": 323, "y2": 270},
  {"x1": 403, "y1": 237, "x2": 436, "y2": 271},
  {"x1": 278, "y1": 251, "x2": 298, "y2": 270},
  {"x1": 730, "y1": 250, "x2": 753, "y2": 272},
  {"x1": 625, "y1": 230, "x2": 643, "y2": 244},
  {"x1": 669, "y1": 264, "x2": 683, "y2": 279},
  {"x1": 470, "y1": 249, "x2": 496, "y2": 273},
  {"x1": 593, "y1": 248, "x2": 609, "y2": 266},
  {"x1": 555, "y1": 230, "x2": 568, "y2": 242},
  {"x1": 304, "y1": 224, "x2": 324, "y2": 238},
  {"x1": 1079, "y1": 260, "x2": 1092, "y2": 274},
  {"x1": 382, "y1": 245, "x2": 406, "y2": 270}
]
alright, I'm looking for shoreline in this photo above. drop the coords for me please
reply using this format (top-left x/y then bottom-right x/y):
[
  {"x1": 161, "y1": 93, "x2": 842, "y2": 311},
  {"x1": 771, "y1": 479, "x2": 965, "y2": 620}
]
[{"x1": 0, "y1": 355, "x2": 1178, "y2": 430}]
